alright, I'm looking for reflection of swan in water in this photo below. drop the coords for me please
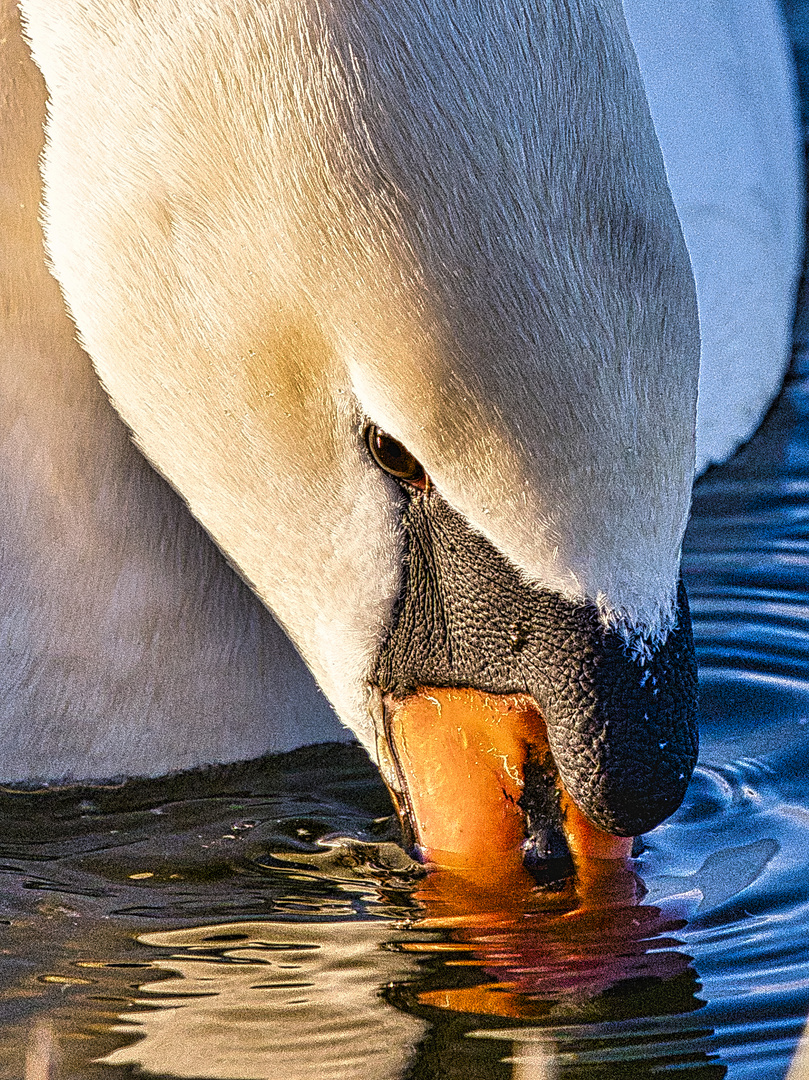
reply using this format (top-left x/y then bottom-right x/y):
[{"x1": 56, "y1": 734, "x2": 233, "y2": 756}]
[
  {"x1": 101, "y1": 923, "x2": 428, "y2": 1080},
  {"x1": 96, "y1": 912, "x2": 709, "y2": 1079},
  {"x1": 1, "y1": 0, "x2": 803, "y2": 858}
]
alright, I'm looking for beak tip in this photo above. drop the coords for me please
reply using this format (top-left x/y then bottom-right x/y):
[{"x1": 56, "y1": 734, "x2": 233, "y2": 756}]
[{"x1": 562, "y1": 757, "x2": 697, "y2": 837}]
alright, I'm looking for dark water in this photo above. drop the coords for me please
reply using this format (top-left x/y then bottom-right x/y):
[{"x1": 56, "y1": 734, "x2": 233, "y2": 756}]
[{"x1": 8, "y1": 8, "x2": 809, "y2": 1080}]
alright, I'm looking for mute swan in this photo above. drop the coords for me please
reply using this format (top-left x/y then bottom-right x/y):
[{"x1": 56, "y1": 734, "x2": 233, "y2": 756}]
[{"x1": 1, "y1": 0, "x2": 802, "y2": 864}]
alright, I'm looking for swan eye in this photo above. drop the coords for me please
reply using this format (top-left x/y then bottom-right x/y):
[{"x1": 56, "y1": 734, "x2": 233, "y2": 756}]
[{"x1": 365, "y1": 425, "x2": 427, "y2": 489}]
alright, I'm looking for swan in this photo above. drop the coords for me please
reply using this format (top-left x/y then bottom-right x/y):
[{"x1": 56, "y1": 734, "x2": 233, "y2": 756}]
[{"x1": 1, "y1": 0, "x2": 802, "y2": 868}]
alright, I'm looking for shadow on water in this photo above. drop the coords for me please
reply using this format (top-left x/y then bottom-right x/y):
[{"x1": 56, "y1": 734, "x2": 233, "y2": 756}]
[{"x1": 7, "y1": 4, "x2": 809, "y2": 1078}]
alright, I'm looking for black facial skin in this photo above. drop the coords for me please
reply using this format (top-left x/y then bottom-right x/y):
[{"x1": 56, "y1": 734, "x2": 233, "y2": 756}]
[{"x1": 374, "y1": 486, "x2": 699, "y2": 839}]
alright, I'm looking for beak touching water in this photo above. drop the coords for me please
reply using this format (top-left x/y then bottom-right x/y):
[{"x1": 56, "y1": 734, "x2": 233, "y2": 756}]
[
  {"x1": 381, "y1": 687, "x2": 634, "y2": 879},
  {"x1": 369, "y1": 474, "x2": 700, "y2": 888}
]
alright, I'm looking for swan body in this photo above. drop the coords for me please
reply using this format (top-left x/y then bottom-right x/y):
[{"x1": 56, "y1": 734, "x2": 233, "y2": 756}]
[
  {"x1": 0, "y1": 0, "x2": 802, "y2": 833},
  {"x1": 1, "y1": 0, "x2": 347, "y2": 778},
  {"x1": 624, "y1": 0, "x2": 804, "y2": 472}
]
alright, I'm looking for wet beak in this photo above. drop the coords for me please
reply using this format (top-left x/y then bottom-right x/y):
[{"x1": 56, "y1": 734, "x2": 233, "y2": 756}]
[{"x1": 379, "y1": 686, "x2": 633, "y2": 880}]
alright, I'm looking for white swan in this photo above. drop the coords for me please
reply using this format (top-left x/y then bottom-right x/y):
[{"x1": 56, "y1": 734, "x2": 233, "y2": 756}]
[
  {"x1": 624, "y1": 0, "x2": 804, "y2": 472},
  {"x1": 0, "y1": 0, "x2": 802, "y2": 859}
]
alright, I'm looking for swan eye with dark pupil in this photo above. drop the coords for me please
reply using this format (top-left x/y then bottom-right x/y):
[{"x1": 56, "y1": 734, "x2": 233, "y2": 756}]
[{"x1": 365, "y1": 425, "x2": 427, "y2": 488}]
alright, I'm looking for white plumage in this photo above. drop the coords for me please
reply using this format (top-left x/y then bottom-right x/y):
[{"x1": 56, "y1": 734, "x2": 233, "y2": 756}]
[
  {"x1": 0, "y1": 0, "x2": 801, "y2": 781},
  {"x1": 624, "y1": 0, "x2": 804, "y2": 472}
]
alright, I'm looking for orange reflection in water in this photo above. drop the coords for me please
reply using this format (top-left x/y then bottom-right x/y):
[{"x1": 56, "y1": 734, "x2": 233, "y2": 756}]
[
  {"x1": 404, "y1": 855, "x2": 692, "y2": 1021},
  {"x1": 381, "y1": 685, "x2": 690, "y2": 1022}
]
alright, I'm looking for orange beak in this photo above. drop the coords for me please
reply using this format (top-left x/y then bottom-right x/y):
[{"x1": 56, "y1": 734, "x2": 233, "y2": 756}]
[{"x1": 380, "y1": 686, "x2": 632, "y2": 883}]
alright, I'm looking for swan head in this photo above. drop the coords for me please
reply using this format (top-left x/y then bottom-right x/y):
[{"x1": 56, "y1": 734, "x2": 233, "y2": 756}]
[{"x1": 23, "y1": 0, "x2": 699, "y2": 864}]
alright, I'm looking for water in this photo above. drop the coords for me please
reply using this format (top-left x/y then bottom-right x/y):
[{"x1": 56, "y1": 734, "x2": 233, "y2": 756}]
[{"x1": 8, "y1": 7, "x2": 809, "y2": 1079}]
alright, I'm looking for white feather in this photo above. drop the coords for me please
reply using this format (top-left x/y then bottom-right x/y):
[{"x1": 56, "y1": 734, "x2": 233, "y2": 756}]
[
  {"x1": 0, "y1": 0, "x2": 801, "y2": 780},
  {"x1": 624, "y1": 0, "x2": 804, "y2": 472}
]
